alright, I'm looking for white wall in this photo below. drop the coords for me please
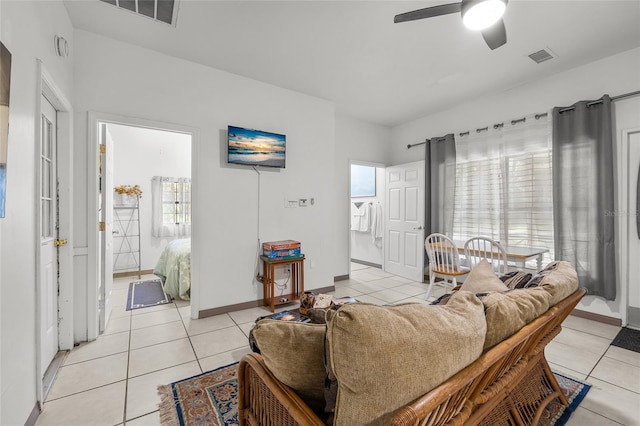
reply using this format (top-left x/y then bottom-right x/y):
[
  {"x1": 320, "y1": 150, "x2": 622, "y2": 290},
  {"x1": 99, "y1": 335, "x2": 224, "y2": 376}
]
[
  {"x1": 72, "y1": 30, "x2": 336, "y2": 334},
  {"x1": 333, "y1": 114, "x2": 391, "y2": 277},
  {"x1": 390, "y1": 47, "x2": 640, "y2": 320},
  {"x1": 350, "y1": 167, "x2": 385, "y2": 266},
  {"x1": 109, "y1": 123, "x2": 191, "y2": 272},
  {"x1": 0, "y1": 1, "x2": 74, "y2": 424}
]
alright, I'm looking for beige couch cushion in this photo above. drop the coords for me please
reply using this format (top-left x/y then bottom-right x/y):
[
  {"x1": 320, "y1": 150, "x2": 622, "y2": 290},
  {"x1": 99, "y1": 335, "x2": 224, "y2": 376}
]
[
  {"x1": 251, "y1": 320, "x2": 326, "y2": 411},
  {"x1": 460, "y1": 259, "x2": 509, "y2": 293},
  {"x1": 326, "y1": 291, "x2": 486, "y2": 425},
  {"x1": 534, "y1": 261, "x2": 579, "y2": 306},
  {"x1": 480, "y1": 287, "x2": 551, "y2": 350}
]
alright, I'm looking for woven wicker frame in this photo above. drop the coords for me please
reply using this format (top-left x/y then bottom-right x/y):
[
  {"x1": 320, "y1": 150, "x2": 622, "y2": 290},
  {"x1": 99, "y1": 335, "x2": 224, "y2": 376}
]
[{"x1": 238, "y1": 288, "x2": 585, "y2": 426}]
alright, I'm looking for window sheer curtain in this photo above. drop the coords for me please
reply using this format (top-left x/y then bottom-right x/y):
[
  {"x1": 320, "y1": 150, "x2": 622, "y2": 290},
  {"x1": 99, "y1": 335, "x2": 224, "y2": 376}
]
[
  {"x1": 552, "y1": 95, "x2": 616, "y2": 300},
  {"x1": 151, "y1": 176, "x2": 191, "y2": 238},
  {"x1": 425, "y1": 134, "x2": 457, "y2": 236},
  {"x1": 452, "y1": 114, "x2": 554, "y2": 266}
]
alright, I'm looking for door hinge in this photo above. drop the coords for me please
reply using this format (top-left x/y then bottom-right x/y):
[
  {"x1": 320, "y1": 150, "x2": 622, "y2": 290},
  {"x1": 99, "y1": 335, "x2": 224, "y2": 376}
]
[
  {"x1": 54, "y1": 239, "x2": 67, "y2": 247},
  {"x1": 99, "y1": 221, "x2": 105, "y2": 231},
  {"x1": 99, "y1": 144, "x2": 106, "y2": 154}
]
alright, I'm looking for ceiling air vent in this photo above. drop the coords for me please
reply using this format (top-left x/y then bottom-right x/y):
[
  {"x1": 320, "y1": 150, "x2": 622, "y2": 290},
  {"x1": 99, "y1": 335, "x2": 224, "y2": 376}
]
[
  {"x1": 99, "y1": 0, "x2": 178, "y2": 26},
  {"x1": 528, "y1": 48, "x2": 556, "y2": 64}
]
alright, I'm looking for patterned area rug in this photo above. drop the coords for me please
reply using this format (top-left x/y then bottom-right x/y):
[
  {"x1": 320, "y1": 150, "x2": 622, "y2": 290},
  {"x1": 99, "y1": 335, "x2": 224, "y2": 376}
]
[
  {"x1": 157, "y1": 364, "x2": 588, "y2": 426},
  {"x1": 158, "y1": 363, "x2": 238, "y2": 426},
  {"x1": 541, "y1": 372, "x2": 591, "y2": 426}
]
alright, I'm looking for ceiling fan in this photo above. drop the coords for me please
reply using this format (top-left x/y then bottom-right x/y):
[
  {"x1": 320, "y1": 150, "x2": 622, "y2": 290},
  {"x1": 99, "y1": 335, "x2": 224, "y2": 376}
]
[{"x1": 394, "y1": 0, "x2": 508, "y2": 50}]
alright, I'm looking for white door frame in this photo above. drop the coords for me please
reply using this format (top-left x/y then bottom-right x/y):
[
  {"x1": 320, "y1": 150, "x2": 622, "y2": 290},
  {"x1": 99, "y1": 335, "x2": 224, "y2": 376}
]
[
  {"x1": 35, "y1": 61, "x2": 74, "y2": 405},
  {"x1": 347, "y1": 160, "x2": 386, "y2": 273},
  {"x1": 87, "y1": 112, "x2": 199, "y2": 339},
  {"x1": 618, "y1": 126, "x2": 640, "y2": 328}
]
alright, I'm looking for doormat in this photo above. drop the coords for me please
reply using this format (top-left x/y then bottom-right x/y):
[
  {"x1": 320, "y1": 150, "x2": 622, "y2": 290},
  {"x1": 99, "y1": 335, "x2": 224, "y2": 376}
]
[
  {"x1": 611, "y1": 327, "x2": 640, "y2": 353},
  {"x1": 126, "y1": 279, "x2": 172, "y2": 311}
]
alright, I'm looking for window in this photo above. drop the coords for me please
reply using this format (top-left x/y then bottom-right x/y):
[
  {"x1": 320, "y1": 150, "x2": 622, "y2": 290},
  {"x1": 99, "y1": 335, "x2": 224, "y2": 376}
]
[
  {"x1": 161, "y1": 179, "x2": 191, "y2": 225},
  {"x1": 451, "y1": 114, "x2": 554, "y2": 268},
  {"x1": 151, "y1": 176, "x2": 191, "y2": 237},
  {"x1": 351, "y1": 164, "x2": 376, "y2": 197}
]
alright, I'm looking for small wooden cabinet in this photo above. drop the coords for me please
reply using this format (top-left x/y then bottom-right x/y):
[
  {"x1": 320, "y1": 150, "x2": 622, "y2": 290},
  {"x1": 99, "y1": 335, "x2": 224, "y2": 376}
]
[{"x1": 260, "y1": 255, "x2": 305, "y2": 312}]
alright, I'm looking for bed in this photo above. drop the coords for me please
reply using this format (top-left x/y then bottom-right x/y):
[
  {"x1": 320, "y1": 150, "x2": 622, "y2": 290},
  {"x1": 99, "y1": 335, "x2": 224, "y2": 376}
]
[{"x1": 154, "y1": 238, "x2": 191, "y2": 300}]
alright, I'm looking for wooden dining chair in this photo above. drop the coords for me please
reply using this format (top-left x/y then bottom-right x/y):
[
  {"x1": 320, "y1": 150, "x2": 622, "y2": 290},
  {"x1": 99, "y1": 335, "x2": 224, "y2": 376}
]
[
  {"x1": 464, "y1": 236, "x2": 508, "y2": 275},
  {"x1": 424, "y1": 233, "x2": 469, "y2": 300}
]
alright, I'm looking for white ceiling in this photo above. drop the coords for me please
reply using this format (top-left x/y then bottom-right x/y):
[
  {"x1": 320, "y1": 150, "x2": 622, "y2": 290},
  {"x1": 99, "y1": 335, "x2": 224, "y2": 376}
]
[{"x1": 64, "y1": 0, "x2": 640, "y2": 127}]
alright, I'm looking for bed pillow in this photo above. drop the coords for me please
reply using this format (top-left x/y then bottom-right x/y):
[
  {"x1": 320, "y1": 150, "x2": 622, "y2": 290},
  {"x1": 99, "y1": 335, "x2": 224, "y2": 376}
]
[
  {"x1": 326, "y1": 291, "x2": 486, "y2": 425},
  {"x1": 251, "y1": 320, "x2": 327, "y2": 412},
  {"x1": 460, "y1": 259, "x2": 509, "y2": 293}
]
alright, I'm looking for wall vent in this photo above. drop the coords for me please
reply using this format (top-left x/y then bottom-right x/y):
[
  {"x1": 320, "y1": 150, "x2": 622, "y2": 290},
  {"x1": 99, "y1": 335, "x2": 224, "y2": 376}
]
[
  {"x1": 528, "y1": 48, "x2": 556, "y2": 64},
  {"x1": 99, "y1": 0, "x2": 178, "y2": 26}
]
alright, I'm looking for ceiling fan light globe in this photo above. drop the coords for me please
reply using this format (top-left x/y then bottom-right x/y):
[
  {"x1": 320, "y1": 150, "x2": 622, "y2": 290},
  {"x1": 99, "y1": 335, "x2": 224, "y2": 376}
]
[{"x1": 462, "y1": 0, "x2": 507, "y2": 30}]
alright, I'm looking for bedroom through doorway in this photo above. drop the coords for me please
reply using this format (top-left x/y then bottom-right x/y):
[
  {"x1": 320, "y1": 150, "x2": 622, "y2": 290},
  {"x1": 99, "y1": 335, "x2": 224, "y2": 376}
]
[{"x1": 96, "y1": 119, "x2": 193, "y2": 335}]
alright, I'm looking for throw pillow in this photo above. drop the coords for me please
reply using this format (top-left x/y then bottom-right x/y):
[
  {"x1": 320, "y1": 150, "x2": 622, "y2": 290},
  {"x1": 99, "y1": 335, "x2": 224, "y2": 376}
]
[
  {"x1": 460, "y1": 259, "x2": 509, "y2": 293},
  {"x1": 325, "y1": 291, "x2": 486, "y2": 425},
  {"x1": 479, "y1": 287, "x2": 551, "y2": 350},
  {"x1": 499, "y1": 271, "x2": 533, "y2": 290},
  {"x1": 251, "y1": 319, "x2": 327, "y2": 412}
]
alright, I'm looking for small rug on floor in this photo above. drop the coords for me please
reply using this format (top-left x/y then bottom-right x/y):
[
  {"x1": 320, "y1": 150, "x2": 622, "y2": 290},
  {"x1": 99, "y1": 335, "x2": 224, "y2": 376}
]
[
  {"x1": 540, "y1": 372, "x2": 591, "y2": 426},
  {"x1": 158, "y1": 362, "x2": 238, "y2": 426},
  {"x1": 126, "y1": 279, "x2": 172, "y2": 311},
  {"x1": 611, "y1": 327, "x2": 640, "y2": 353},
  {"x1": 156, "y1": 364, "x2": 589, "y2": 426}
]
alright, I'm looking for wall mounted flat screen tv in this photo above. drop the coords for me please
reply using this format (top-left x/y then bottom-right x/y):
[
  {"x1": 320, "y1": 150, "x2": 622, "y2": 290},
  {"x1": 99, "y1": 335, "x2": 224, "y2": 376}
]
[{"x1": 228, "y1": 125, "x2": 286, "y2": 168}]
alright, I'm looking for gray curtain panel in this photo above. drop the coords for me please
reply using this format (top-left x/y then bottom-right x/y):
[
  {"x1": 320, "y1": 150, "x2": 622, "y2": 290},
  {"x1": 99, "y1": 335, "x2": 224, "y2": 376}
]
[
  {"x1": 637, "y1": 164, "x2": 640, "y2": 239},
  {"x1": 424, "y1": 134, "x2": 456, "y2": 237},
  {"x1": 552, "y1": 95, "x2": 616, "y2": 300}
]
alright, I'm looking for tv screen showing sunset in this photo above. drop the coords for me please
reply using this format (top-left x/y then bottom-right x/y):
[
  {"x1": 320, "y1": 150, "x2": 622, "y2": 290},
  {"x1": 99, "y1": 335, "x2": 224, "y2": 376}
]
[{"x1": 228, "y1": 125, "x2": 286, "y2": 168}]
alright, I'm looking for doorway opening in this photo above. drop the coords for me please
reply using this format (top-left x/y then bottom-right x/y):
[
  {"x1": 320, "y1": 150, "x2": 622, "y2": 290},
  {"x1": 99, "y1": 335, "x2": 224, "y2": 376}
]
[
  {"x1": 349, "y1": 161, "x2": 385, "y2": 275},
  {"x1": 88, "y1": 113, "x2": 196, "y2": 340}
]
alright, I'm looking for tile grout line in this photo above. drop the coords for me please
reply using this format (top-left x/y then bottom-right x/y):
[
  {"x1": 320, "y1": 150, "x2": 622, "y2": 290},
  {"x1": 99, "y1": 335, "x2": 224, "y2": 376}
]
[
  {"x1": 177, "y1": 301, "x2": 204, "y2": 374},
  {"x1": 122, "y1": 308, "x2": 134, "y2": 425},
  {"x1": 574, "y1": 405, "x2": 625, "y2": 425}
]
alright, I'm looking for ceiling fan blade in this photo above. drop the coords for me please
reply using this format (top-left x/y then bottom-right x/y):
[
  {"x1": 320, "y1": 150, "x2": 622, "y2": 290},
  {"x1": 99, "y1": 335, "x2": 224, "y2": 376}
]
[
  {"x1": 481, "y1": 18, "x2": 507, "y2": 50},
  {"x1": 394, "y1": 2, "x2": 462, "y2": 24}
]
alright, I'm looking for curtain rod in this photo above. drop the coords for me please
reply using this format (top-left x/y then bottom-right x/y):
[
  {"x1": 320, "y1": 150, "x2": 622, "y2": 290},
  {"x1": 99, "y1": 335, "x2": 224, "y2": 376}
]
[
  {"x1": 406, "y1": 89, "x2": 640, "y2": 149},
  {"x1": 558, "y1": 89, "x2": 640, "y2": 113},
  {"x1": 406, "y1": 112, "x2": 547, "y2": 149}
]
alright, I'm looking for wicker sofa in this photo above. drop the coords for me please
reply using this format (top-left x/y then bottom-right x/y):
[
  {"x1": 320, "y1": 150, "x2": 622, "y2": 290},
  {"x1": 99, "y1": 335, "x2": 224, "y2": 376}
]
[{"x1": 239, "y1": 261, "x2": 584, "y2": 426}]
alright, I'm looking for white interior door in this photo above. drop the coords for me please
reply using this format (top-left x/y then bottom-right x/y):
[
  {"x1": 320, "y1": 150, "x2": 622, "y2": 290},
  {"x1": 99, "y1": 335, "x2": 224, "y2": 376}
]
[
  {"x1": 99, "y1": 123, "x2": 114, "y2": 332},
  {"x1": 40, "y1": 95, "x2": 58, "y2": 374},
  {"x1": 384, "y1": 160, "x2": 425, "y2": 281}
]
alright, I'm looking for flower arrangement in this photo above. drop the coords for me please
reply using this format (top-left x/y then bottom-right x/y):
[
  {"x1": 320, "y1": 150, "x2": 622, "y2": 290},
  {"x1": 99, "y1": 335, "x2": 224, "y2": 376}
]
[{"x1": 114, "y1": 184, "x2": 143, "y2": 198}]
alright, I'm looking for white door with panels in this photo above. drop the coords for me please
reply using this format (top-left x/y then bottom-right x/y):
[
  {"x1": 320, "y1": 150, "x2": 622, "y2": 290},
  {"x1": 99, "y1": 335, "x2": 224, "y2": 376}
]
[
  {"x1": 39, "y1": 95, "x2": 59, "y2": 375},
  {"x1": 384, "y1": 161, "x2": 425, "y2": 282}
]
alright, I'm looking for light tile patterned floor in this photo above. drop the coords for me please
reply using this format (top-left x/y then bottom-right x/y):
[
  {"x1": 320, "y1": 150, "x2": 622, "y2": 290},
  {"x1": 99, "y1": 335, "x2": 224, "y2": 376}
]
[{"x1": 35, "y1": 267, "x2": 640, "y2": 425}]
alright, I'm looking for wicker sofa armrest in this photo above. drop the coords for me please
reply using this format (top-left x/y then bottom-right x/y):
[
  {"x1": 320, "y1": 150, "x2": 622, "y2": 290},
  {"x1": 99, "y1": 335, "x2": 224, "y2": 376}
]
[{"x1": 238, "y1": 352, "x2": 325, "y2": 426}]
